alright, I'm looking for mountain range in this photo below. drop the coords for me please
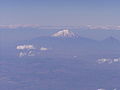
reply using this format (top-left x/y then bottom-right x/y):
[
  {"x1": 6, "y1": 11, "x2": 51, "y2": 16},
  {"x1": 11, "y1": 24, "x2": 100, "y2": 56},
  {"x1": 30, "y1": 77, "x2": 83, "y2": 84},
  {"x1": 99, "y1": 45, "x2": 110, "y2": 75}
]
[
  {"x1": 11, "y1": 29, "x2": 120, "y2": 58},
  {"x1": 1, "y1": 29, "x2": 120, "y2": 58}
]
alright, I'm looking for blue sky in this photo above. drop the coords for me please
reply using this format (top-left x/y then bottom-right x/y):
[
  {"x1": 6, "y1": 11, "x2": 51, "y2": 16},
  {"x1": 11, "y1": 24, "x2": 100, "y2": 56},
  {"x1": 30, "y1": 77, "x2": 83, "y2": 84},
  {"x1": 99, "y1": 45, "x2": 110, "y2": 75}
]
[{"x1": 0, "y1": 0, "x2": 120, "y2": 26}]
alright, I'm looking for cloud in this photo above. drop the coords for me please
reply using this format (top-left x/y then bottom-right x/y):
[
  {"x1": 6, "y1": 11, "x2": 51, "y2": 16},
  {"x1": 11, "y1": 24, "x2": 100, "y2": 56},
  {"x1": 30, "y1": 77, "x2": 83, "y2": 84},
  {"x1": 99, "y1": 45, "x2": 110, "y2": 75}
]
[
  {"x1": 18, "y1": 52, "x2": 27, "y2": 57},
  {"x1": 40, "y1": 47, "x2": 48, "y2": 51},
  {"x1": 97, "y1": 57, "x2": 120, "y2": 64},
  {"x1": 1, "y1": 24, "x2": 120, "y2": 30},
  {"x1": 0, "y1": 24, "x2": 40, "y2": 29},
  {"x1": 16, "y1": 45, "x2": 35, "y2": 50},
  {"x1": 97, "y1": 89, "x2": 106, "y2": 90},
  {"x1": 85, "y1": 25, "x2": 120, "y2": 30},
  {"x1": 18, "y1": 51, "x2": 35, "y2": 57}
]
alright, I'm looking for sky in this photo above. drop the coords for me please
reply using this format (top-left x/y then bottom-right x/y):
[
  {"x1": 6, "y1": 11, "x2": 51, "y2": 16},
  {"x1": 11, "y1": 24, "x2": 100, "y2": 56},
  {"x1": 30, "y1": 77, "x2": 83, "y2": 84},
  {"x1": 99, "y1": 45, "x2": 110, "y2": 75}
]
[{"x1": 0, "y1": 0, "x2": 120, "y2": 26}]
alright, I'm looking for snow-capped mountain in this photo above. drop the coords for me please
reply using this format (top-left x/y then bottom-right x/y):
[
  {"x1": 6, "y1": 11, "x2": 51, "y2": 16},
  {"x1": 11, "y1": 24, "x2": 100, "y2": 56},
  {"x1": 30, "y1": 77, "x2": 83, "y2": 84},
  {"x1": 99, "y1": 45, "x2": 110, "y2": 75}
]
[
  {"x1": 52, "y1": 29, "x2": 76, "y2": 37},
  {"x1": 2, "y1": 28, "x2": 120, "y2": 59}
]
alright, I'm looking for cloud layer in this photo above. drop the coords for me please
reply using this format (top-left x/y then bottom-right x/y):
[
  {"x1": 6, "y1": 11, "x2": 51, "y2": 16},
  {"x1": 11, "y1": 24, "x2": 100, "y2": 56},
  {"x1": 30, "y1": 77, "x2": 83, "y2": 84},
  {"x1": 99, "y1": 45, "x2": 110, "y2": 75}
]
[{"x1": 1, "y1": 24, "x2": 120, "y2": 30}]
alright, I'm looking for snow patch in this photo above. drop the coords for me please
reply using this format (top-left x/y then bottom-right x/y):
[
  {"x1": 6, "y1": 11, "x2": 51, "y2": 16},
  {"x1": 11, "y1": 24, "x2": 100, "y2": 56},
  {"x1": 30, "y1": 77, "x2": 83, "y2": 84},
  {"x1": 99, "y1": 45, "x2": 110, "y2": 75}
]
[{"x1": 52, "y1": 29, "x2": 75, "y2": 37}]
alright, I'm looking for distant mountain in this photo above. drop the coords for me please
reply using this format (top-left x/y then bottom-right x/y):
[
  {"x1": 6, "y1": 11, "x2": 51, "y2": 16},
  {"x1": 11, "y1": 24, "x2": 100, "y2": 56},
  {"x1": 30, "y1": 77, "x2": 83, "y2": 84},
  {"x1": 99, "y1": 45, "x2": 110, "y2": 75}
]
[
  {"x1": 102, "y1": 36, "x2": 120, "y2": 44},
  {"x1": 52, "y1": 29, "x2": 77, "y2": 37},
  {"x1": 14, "y1": 30, "x2": 99, "y2": 57},
  {"x1": 2, "y1": 29, "x2": 120, "y2": 58}
]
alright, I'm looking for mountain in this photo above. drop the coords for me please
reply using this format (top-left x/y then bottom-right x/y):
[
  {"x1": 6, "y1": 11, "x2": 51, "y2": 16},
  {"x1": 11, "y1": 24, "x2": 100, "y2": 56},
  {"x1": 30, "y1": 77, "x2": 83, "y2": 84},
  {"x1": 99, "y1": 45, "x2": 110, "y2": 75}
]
[
  {"x1": 52, "y1": 29, "x2": 76, "y2": 37},
  {"x1": 2, "y1": 29, "x2": 120, "y2": 58},
  {"x1": 101, "y1": 36, "x2": 120, "y2": 48},
  {"x1": 13, "y1": 30, "x2": 99, "y2": 58},
  {"x1": 102, "y1": 36, "x2": 120, "y2": 44}
]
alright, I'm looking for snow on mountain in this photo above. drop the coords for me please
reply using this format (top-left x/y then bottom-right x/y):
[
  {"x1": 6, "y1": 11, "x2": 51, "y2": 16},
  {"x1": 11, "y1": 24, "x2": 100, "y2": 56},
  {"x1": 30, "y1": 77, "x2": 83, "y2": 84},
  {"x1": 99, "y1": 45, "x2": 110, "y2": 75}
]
[{"x1": 52, "y1": 29, "x2": 76, "y2": 37}]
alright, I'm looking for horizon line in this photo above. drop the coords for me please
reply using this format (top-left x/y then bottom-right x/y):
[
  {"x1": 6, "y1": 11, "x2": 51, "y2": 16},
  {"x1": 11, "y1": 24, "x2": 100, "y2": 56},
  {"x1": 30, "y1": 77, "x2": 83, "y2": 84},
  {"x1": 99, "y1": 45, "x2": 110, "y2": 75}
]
[{"x1": 0, "y1": 24, "x2": 120, "y2": 30}]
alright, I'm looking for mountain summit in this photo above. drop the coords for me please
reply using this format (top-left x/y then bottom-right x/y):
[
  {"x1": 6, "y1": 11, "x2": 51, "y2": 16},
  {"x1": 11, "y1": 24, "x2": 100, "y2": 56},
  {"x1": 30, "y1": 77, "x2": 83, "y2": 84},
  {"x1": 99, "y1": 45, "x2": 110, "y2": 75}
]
[
  {"x1": 102, "y1": 36, "x2": 120, "y2": 44},
  {"x1": 52, "y1": 29, "x2": 76, "y2": 37}
]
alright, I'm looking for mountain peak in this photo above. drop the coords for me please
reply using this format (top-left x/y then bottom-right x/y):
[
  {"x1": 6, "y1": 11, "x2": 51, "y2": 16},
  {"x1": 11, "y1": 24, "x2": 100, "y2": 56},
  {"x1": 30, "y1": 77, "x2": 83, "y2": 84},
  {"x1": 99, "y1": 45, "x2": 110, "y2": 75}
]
[
  {"x1": 104, "y1": 36, "x2": 118, "y2": 41},
  {"x1": 52, "y1": 29, "x2": 76, "y2": 37},
  {"x1": 102, "y1": 36, "x2": 120, "y2": 44}
]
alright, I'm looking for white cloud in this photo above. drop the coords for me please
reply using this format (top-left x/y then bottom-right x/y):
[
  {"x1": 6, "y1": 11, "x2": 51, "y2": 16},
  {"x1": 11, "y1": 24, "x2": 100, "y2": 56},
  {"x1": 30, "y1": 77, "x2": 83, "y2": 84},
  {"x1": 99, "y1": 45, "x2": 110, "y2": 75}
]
[
  {"x1": 97, "y1": 57, "x2": 120, "y2": 64},
  {"x1": 16, "y1": 45, "x2": 35, "y2": 50},
  {"x1": 85, "y1": 25, "x2": 120, "y2": 30},
  {"x1": 28, "y1": 51, "x2": 35, "y2": 56},
  {"x1": 40, "y1": 47, "x2": 48, "y2": 51},
  {"x1": 97, "y1": 89, "x2": 106, "y2": 90},
  {"x1": 0, "y1": 24, "x2": 40, "y2": 29},
  {"x1": 18, "y1": 51, "x2": 35, "y2": 57},
  {"x1": 18, "y1": 52, "x2": 27, "y2": 57},
  {"x1": 1, "y1": 24, "x2": 120, "y2": 30}
]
